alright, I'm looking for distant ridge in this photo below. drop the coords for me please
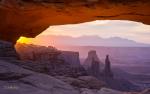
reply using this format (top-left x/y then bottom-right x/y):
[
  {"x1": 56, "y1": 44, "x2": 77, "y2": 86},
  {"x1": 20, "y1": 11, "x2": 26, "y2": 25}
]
[{"x1": 35, "y1": 35, "x2": 150, "y2": 47}]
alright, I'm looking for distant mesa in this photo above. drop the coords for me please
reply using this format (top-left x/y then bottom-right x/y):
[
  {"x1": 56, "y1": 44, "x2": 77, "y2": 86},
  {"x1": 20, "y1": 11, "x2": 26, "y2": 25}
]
[
  {"x1": 15, "y1": 43, "x2": 87, "y2": 77},
  {"x1": 35, "y1": 35, "x2": 150, "y2": 47}
]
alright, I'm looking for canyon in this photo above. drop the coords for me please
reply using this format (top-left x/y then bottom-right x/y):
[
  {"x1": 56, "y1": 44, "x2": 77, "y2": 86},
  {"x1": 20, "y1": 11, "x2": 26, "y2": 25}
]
[
  {"x1": 0, "y1": 0, "x2": 150, "y2": 94},
  {"x1": 0, "y1": 41, "x2": 149, "y2": 94}
]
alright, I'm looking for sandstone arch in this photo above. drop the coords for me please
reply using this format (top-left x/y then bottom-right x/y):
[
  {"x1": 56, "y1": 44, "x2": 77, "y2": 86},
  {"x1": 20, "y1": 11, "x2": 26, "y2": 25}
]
[{"x1": 0, "y1": 0, "x2": 150, "y2": 43}]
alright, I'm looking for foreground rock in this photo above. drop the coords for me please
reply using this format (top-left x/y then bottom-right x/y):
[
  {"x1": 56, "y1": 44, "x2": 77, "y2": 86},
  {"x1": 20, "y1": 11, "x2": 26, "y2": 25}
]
[
  {"x1": 98, "y1": 88, "x2": 129, "y2": 94},
  {"x1": 55, "y1": 76, "x2": 106, "y2": 89},
  {"x1": 0, "y1": 60, "x2": 79, "y2": 94},
  {"x1": 0, "y1": 59, "x2": 139, "y2": 94},
  {"x1": 0, "y1": 40, "x2": 18, "y2": 60},
  {"x1": 80, "y1": 88, "x2": 141, "y2": 94},
  {"x1": 80, "y1": 88, "x2": 97, "y2": 94},
  {"x1": 140, "y1": 88, "x2": 150, "y2": 94}
]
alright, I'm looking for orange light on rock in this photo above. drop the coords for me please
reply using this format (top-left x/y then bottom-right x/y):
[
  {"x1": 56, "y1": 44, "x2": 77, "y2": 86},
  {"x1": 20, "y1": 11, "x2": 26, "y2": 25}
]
[{"x1": 17, "y1": 36, "x2": 32, "y2": 44}]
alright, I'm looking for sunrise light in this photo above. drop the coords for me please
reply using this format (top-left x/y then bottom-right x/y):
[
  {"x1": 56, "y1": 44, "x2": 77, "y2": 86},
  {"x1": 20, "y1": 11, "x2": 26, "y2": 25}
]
[{"x1": 17, "y1": 36, "x2": 32, "y2": 44}]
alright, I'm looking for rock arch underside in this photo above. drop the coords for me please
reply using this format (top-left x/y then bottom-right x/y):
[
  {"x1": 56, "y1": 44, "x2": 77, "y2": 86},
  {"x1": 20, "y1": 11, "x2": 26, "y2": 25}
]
[{"x1": 0, "y1": 0, "x2": 150, "y2": 43}]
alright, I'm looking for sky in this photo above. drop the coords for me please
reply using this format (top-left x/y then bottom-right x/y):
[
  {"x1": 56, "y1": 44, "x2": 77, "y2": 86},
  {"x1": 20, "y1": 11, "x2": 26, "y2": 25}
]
[{"x1": 39, "y1": 20, "x2": 150, "y2": 44}]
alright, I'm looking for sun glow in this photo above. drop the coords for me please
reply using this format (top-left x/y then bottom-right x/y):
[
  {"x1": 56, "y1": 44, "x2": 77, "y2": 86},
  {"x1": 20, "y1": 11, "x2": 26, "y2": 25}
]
[{"x1": 17, "y1": 37, "x2": 32, "y2": 44}]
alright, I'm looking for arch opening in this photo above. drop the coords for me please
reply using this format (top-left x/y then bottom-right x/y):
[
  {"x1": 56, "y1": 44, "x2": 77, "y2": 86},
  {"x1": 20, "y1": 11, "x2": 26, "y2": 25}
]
[
  {"x1": 16, "y1": 20, "x2": 150, "y2": 64},
  {"x1": 16, "y1": 20, "x2": 150, "y2": 87},
  {"x1": 15, "y1": 20, "x2": 150, "y2": 91}
]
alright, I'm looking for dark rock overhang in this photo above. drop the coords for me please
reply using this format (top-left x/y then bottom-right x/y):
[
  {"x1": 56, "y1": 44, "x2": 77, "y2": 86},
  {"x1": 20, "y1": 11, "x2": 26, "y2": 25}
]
[{"x1": 0, "y1": 0, "x2": 150, "y2": 43}]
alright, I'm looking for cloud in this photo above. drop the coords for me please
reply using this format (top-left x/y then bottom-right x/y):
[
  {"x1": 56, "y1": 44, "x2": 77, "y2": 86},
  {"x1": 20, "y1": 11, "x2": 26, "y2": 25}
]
[{"x1": 40, "y1": 20, "x2": 150, "y2": 44}]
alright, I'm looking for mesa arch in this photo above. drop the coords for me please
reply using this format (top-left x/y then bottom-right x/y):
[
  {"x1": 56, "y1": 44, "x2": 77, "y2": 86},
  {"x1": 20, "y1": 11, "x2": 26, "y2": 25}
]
[{"x1": 0, "y1": 0, "x2": 150, "y2": 43}]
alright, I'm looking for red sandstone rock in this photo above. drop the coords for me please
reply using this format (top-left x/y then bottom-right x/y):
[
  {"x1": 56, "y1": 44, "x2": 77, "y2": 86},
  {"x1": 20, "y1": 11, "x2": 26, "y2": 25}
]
[{"x1": 0, "y1": 0, "x2": 150, "y2": 42}]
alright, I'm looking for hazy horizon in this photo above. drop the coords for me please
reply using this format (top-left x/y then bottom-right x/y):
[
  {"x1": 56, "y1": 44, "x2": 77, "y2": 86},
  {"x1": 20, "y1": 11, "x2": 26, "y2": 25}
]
[
  {"x1": 17, "y1": 34, "x2": 150, "y2": 48},
  {"x1": 39, "y1": 20, "x2": 150, "y2": 44},
  {"x1": 17, "y1": 20, "x2": 150, "y2": 47}
]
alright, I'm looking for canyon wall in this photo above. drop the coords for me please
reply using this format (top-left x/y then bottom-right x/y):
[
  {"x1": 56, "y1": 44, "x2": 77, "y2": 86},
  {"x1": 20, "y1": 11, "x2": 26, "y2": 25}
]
[
  {"x1": 15, "y1": 43, "x2": 87, "y2": 77},
  {"x1": 59, "y1": 51, "x2": 81, "y2": 68}
]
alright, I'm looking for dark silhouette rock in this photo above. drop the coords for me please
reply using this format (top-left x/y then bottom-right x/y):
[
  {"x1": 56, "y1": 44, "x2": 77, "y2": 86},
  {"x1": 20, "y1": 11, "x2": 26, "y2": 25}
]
[
  {"x1": 0, "y1": 40, "x2": 18, "y2": 60},
  {"x1": 103, "y1": 55, "x2": 114, "y2": 78},
  {"x1": 90, "y1": 58, "x2": 100, "y2": 78},
  {"x1": 83, "y1": 50, "x2": 103, "y2": 70},
  {"x1": 83, "y1": 51, "x2": 140, "y2": 91},
  {"x1": 83, "y1": 50, "x2": 103, "y2": 78}
]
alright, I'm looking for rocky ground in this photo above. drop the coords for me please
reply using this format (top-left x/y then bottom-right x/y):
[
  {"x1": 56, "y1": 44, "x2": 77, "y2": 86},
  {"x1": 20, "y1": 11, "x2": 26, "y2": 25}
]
[
  {"x1": 0, "y1": 40, "x2": 150, "y2": 94},
  {"x1": 1, "y1": 60, "x2": 150, "y2": 94}
]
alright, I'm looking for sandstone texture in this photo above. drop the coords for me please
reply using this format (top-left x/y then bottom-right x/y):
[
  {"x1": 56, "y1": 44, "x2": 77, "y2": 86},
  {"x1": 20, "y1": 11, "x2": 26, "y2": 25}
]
[
  {"x1": 0, "y1": 0, "x2": 150, "y2": 42},
  {"x1": 0, "y1": 60, "x2": 79, "y2": 94},
  {"x1": 15, "y1": 43, "x2": 87, "y2": 77}
]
